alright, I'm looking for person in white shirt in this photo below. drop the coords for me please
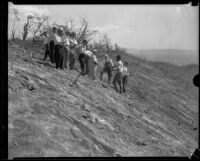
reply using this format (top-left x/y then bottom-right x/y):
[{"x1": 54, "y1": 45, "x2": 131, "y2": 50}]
[
  {"x1": 122, "y1": 61, "x2": 129, "y2": 93},
  {"x1": 89, "y1": 49, "x2": 99, "y2": 80},
  {"x1": 48, "y1": 27, "x2": 57, "y2": 64},
  {"x1": 42, "y1": 31, "x2": 50, "y2": 61},
  {"x1": 61, "y1": 31, "x2": 70, "y2": 69},
  {"x1": 69, "y1": 32, "x2": 78, "y2": 70},
  {"x1": 100, "y1": 54, "x2": 113, "y2": 84},
  {"x1": 54, "y1": 29, "x2": 64, "y2": 69},
  {"x1": 112, "y1": 55, "x2": 123, "y2": 93},
  {"x1": 84, "y1": 50, "x2": 93, "y2": 75}
]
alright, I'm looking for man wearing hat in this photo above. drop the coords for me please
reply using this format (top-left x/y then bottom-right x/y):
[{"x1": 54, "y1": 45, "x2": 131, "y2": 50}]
[{"x1": 100, "y1": 54, "x2": 113, "y2": 84}]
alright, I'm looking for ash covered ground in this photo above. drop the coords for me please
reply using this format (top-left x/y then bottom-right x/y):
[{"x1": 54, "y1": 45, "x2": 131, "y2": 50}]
[{"x1": 8, "y1": 40, "x2": 198, "y2": 158}]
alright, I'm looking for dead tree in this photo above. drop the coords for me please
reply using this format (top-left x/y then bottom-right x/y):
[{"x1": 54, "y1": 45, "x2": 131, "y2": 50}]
[
  {"x1": 11, "y1": 8, "x2": 20, "y2": 41},
  {"x1": 31, "y1": 15, "x2": 49, "y2": 42},
  {"x1": 22, "y1": 15, "x2": 35, "y2": 40},
  {"x1": 76, "y1": 18, "x2": 98, "y2": 44}
]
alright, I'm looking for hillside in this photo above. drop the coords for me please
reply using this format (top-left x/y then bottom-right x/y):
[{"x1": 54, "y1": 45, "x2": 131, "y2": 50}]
[
  {"x1": 126, "y1": 48, "x2": 198, "y2": 66},
  {"x1": 8, "y1": 40, "x2": 198, "y2": 158}
]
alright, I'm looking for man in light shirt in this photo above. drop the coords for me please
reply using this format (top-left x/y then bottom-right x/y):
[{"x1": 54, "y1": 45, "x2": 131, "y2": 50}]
[
  {"x1": 48, "y1": 27, "x2": 57, "y2": 64},
  {"x1": 84, "y1": 50, "x2": 93, "y2": 75},
  {"x1": 112, "y1": 55, "x2": 123, "y2": 93},
  {"x1": 69, "y1": 32, "x2": 78, "y2": 70},
  {"x1": 89, "y1": 49, "x2": 99, "y2": 80},
  {"x1": 61, "y1": 31, "x2": 70, "y2": 69}
]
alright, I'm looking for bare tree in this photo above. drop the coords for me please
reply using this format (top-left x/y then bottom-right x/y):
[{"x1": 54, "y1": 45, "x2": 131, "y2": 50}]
[
  {"x1": 11, "y1": 8, "x2": 20, "y2": 41},
  {"x1": 22, "y1": 15, "x2": 35, "y2": 40},
  {"x1": 76, "y1": 17, "x2": 98, "y2": 44},
  {"x1": 31, "y1": 15, "x2": 49, "y2": 42},
  {"x1": 92, "y1": 33, "x2": 112, "y2": 52}
]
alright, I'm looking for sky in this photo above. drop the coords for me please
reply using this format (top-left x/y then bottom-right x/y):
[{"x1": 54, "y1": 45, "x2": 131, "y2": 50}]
[{"x1": 8, "y1": 3, "x2": 199, "y2": 50}]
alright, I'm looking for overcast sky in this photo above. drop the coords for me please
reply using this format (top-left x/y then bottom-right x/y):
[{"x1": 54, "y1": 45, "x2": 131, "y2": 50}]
[{"x1": 8, "y1": 3, "x2": 198, "y2": 50}]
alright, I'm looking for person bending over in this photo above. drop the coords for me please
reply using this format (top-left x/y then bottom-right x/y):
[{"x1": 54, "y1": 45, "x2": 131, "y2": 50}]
[{"x1": 76, "y1": 39, "x2": 87, "y2": 75}]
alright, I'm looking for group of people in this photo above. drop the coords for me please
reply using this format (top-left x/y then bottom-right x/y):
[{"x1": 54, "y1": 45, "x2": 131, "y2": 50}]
[
  {"x1": 99, "y1": 54, "x2": 129, "y2": 93},
  {"x1": 42, "y1": 27, "x2": 129, "y2": 93}
]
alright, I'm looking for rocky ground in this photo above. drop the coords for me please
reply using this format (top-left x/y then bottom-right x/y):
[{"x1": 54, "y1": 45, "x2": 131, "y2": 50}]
[{"x1": 8, "y1": 40, "x2": 198, "y2": 158}]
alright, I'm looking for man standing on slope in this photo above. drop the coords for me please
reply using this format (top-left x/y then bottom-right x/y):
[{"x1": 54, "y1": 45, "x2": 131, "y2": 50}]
[
  {"x1": 100, "y1": 54, "x2": 113, "y2": 84},
  {"x1": 89, "y1": 49, "x2": 99, "y2": 80},
  {"x1": 42, "y1": 31, "x2": 50, "y2": 61},
  {"x1": 48, "y1": 27, "x2": 57, "y2": 64},
  {"x1": 112, "y1": 55, "x2": 123, "y2": 93},
  {"x1": 61, "y1": 31, "x2": 70, "y2": 69},
  {"x1": 54, "y1": 29, "x2": 64, "y2": 69},
  {"x1": 69, "y1": 32, "x2": 78, "y2": 70}
]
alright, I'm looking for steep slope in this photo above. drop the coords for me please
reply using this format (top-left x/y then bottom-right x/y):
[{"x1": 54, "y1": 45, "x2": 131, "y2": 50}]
[{"x1": 8, "y1": 40, "x2": 198, "y2": 158}]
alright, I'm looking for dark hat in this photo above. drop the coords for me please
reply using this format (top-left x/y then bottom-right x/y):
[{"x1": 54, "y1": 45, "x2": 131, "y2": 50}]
[
  {"x1": 116, "y1": 55, "x2": 121, "y2": 60},
  {"x1": 82, "y1": 39, "x2": 88, "y2": 43},
  {"x1": 65, "y1": 31, "x2": 71, "y2": 35},
  {"x1": 71, "y1": 32, "x2": 76, "y2": 36},
  {"x1": 124, "y1": 61, "x2": 128, "y2": 65}
]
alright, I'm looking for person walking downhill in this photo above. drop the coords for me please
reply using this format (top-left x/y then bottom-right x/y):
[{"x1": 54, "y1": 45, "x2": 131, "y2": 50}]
[
  {"x1": 121, "y1": 61, "x2": 130, "y2": 93},
  {"x1": 42, "y1": 31, "x2": 50, "y2": 61},
  {"x1": 100, "y1": 54, "x2": 113, "y2": 84},
  {"x1": 54, "y1": 29, "x2": 64, "y2": 69},
  {"x1": 61, "y1": 31, "x2": 70, "y2": 69},
  {"x1": 48, "y1": 27, "x2": 57, "y2": 64},
  {"x1": 112, "y1": 55, "x2": 123, "y2": 94},
  {"x1": 89, "y1": 49, "x2": 99, "y2": 80},
  {"x1": 69, "y1": 32, "x2": 78, "y2": 70}
]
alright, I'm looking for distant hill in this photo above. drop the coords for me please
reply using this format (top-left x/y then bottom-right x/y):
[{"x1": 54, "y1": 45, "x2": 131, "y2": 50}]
[{"x1": 126, "y1": 48, "x2": 198, "y2": 66}]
